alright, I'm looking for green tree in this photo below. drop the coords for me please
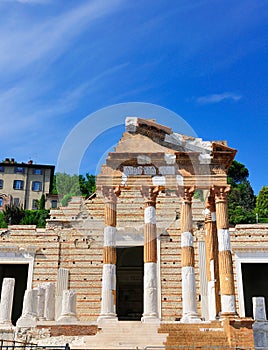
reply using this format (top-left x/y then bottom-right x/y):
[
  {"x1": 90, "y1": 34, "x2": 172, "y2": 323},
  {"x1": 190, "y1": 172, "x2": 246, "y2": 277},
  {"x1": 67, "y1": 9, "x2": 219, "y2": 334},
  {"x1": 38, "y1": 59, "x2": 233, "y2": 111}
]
[
  {"x1": 52, "y1": 173, "x2": 96, "y2": 206},
  {"x1": 38, "y1": 194, "x2": 46, "y2": 210},
  {"x1": 3, "y1": 203, "x2": 25, "y2": 225},
  {"x1": 79, "y1": 174, "x2": 96, "y2": 197},
  {"x1": 0, "y1": 213, "x2": 8, "y2": 228},
  {"x1": 228, "y1": 160, "x2": 256, "y2": 225},
  {"x1": 256, "y1": 186, "x2": 268, "y2": 221},
  {"x1": 20, "y1": 210, "x2": 50, "y2": 228},
  {"x1": 53, "y1": 173, "x2": 81, "y2": 196}
]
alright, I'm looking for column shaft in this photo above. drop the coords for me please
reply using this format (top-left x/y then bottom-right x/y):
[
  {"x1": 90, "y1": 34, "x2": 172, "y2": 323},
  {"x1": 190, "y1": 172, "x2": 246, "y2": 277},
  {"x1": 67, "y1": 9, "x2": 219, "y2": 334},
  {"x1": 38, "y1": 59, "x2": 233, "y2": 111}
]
[
  {"x1": 141, "y1": 186, "x2": 159, "y2": 322},
  {"x1": 0, "y1": 278, "x2": 15, "y2": 325},
  {"x1": 98, "y1": 186, "x2": 120, "y2": 321},
  {"x1": 179, "y1": 186, "x2": 200, "y2": 322},
  {"x1": 204, "y1": 196, "x2": 221, "y2": 320},
  {"x1": 214, "y1": 186, "x2": 236, "y2": 316}
]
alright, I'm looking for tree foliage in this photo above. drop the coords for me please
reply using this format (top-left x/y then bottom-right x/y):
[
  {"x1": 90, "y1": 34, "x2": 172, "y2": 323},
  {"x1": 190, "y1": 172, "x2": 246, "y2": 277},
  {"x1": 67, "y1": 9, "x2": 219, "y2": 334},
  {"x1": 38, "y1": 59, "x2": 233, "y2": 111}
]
[
  {"x1": 38, "y1": 193, "x2": 46, "y2": 210},
  {"x1": 0, "y1": 213, "x2": 7, "y2": 228},
  {"x1": 3, "y1": 203, "x2": 25, "y2": 225},
  {"x1": 20, "y1": 210, "x2": 50, "y2": 228},
  {"x1": 228, "y1": 160, "x2": 256, "y2": 225},
  {"x1": 256, "y1": 186, "x2": 268, "y2": 220},
  {"x1": 52, "y1": 172, "x2": 96, "y2": 206}
]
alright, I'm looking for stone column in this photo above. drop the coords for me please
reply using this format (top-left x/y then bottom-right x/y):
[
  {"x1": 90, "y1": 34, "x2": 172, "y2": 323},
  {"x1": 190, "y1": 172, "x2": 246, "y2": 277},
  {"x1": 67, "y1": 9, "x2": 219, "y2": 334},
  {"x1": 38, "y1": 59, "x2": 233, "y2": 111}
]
[
  {"x1": 252, "y1": 297, "x2": 268, "y2": 349},
  {"x1": 98, "y1": 186, "x2": 120, "y2": 321},
  {"x1": 57, "y1": 290, "x2": 78, "y2": 323},
  {"x1": 179, "y1": 186, "x2": 200, "y2": 322},
  {"x1": 16, "y1": 289, "x2": 38, "y2": 327},
  {"x1": 55, "y1": 268, "x2": 69, "y2": 320},
  {"x1": 42, "y1": 282, "x2": 55, "y2": 321},
  {"x1": 214, "y1": 186, "x2": 236, "y2": 316},
  {"x1": 36, "y1": 285, "x2": 46, "y2": 320},
  {"x1": 141, "y1": 186, "x2": 159, "y2": 322},
  {"x1": 0, "y1": 278, "x2": 15, "y2": 326},
  {"x1": 204, "y1": 195, "x2": 221, "y2": 320}
]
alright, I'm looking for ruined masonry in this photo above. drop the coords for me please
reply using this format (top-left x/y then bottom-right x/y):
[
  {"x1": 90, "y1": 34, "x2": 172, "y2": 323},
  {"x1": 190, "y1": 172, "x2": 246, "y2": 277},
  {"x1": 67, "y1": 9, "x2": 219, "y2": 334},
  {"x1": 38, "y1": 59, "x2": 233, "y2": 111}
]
[{"x1": 0, "y1": 117, "x2": 267, "y2": 348}]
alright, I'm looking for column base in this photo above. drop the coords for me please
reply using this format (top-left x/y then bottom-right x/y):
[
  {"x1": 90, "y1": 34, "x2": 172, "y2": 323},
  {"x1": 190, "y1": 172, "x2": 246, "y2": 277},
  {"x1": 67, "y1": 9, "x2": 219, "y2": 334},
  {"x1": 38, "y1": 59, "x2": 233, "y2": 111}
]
[
  {"x1": 16, "y1": 315, "x2": 37, "y2": 328},
  {"x1": 141, "y1": 315, "x2": 160, "y2": 323},
  {"x1": 0, "y1": 322, "x2": 14, "y2": 331},
  {"x1": 57, "y1": 313, "x2": 78, "y2": 323},
  {"x1": 97, "y1": 314, "x2": 118, "y2": 323},
  {"x1": 180, "y1": 313, "x2": 201, "y2": 323}
]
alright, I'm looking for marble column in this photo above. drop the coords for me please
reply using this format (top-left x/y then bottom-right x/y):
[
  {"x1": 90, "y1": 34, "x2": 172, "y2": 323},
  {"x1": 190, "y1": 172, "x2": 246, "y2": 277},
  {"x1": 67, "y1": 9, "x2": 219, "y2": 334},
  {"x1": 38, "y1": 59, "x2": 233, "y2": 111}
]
[
  {"x1": 57, "y1": 290, "x2": 78, "y2": 323},
  {"x1": 98, "y1": 186, "x2": 120, "y2": 321},
  {"x1": 16, "y1": 289, "x2": 38, "y2": 327},
  {"x1": 179, "y1": 186, "x2": 200, "y2": 322},
  {"x1": 42, "y1": 282, "x2": 55, "y2": 321},
  {"x1": 36, "y1": 285, "x2": 46, "y2": 320},
  {"x1": 204, "y1": 195, "x2": 221, "y2": 320},
  {"x1": 214, "y1": 186, "x2": 236, "y2": 316},
  {"x1": 0, "y1": 278, "x2": 15, "y2": 326},
  {"x1": 141, "y1": 186, "x2": 159, "y2": 322},
  {"x1": 55, "y1": 268, "x2": 69, "y2": 320},
  {"x1": 252, "y1": 297, "x2": 268, "y2": 349}
]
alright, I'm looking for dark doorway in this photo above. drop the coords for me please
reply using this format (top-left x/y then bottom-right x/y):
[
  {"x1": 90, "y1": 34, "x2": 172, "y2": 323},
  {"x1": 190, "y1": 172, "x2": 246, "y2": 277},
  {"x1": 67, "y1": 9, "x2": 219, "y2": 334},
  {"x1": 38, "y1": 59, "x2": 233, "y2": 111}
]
[
  {"x1": 0, "y1": 264, "x2": 28, "y2": 325},
  {"x1": 241, "y1": 263, "x2": 268, "y2": 317},
  {"x1": 116, "y1": 246, "x2": 143, "y2": 320}
]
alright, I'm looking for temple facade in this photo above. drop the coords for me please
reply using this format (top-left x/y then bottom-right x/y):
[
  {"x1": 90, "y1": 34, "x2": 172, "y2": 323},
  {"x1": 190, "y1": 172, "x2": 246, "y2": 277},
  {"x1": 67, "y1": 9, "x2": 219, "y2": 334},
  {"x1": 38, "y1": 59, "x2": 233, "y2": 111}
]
[{"x1": 0, "y1": 117, "x2": 267, "y2": 348}]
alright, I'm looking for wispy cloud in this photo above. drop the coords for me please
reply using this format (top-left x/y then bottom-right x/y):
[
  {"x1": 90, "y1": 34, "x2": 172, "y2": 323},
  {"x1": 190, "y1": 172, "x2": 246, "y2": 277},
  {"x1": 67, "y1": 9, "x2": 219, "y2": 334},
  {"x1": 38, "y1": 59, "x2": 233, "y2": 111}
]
[
  {"x1": 0, "y1": 0, "x2": 123, "y2": 76},
  {"x1": 196, "y1": 92, "x2": 242, "y2": 104}
]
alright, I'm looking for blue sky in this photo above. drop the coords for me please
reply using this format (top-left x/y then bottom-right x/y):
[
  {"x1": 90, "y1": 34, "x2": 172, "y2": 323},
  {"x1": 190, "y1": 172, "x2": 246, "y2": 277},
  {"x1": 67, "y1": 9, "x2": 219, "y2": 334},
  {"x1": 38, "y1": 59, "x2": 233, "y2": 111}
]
[{"x1": 0, "y1": 0, "x2": 267, "y2": 194}]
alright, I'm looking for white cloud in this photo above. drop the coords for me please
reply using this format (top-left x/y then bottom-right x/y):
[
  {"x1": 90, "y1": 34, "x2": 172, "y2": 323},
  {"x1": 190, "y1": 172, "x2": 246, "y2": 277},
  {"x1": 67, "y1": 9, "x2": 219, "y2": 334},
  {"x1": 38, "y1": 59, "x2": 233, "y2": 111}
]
[
  {"x1": 196, "y1": 92, "x2": 242, "y2": 104},
  {"x1": 0, "y1": 0, "x2": 123, "y2": 76}
]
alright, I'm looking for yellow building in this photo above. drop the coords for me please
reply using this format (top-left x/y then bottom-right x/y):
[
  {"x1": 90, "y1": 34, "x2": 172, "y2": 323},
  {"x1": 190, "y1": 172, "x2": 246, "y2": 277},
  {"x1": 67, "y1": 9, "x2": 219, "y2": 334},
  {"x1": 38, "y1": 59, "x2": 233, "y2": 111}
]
[{"x1": 0, "y1": 158, "x2": 55, "y2": 210}]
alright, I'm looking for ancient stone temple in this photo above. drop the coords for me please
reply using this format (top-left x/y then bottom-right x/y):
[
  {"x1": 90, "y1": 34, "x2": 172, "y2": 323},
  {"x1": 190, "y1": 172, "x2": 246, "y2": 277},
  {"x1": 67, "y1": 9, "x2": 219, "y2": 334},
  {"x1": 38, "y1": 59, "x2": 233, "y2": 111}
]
[{"x1": 0, "y1": 117, "x2": 267, "y2": 348}]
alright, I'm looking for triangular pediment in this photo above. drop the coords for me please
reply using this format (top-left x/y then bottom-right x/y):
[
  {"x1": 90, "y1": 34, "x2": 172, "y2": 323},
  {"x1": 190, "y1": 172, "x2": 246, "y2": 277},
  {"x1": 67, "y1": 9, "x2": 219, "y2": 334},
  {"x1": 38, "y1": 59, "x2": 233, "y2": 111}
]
[{"x1": 97, "y1": 117, "x2": 236, "y2": 189}]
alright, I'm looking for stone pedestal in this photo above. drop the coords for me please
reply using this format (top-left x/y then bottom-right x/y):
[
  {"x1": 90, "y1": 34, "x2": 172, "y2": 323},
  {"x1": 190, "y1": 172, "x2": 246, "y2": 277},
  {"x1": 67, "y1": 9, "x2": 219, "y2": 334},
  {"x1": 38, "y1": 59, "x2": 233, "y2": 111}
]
[{"x1": 0, "y1": 278, "x2": 15, "y2": 328}]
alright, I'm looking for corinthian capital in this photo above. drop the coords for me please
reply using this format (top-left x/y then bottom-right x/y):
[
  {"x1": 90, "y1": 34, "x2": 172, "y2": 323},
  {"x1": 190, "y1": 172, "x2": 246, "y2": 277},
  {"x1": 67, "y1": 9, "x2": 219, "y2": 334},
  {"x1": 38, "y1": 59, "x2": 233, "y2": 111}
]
[
  {"x1": 212, "y1": 186, "x2": 230, "y2": 203},
  {"x1": 140, "y1": 186, "x2": 159, "y2": 207},
  {"x1": 176, "y1": 186, "x2": 195, "y2": 203},
  {"x1": 102, "y1": 185, "x2": 121, "y2": 203}
]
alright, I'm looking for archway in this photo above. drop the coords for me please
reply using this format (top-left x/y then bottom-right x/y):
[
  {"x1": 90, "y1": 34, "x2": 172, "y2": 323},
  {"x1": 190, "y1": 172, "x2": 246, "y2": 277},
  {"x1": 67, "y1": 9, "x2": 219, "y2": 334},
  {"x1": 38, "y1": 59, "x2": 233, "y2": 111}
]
[{"x1": 116, "y1": 246, "x2": 143, "y2": 320}]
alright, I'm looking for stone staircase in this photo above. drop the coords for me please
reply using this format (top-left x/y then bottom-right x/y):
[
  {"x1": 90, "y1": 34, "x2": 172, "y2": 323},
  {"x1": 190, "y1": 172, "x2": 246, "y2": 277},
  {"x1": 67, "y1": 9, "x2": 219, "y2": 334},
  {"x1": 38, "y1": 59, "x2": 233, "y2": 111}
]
[
  {"x1": 159, "y1": 321, "x2": 229, "y2": 348},
  {"x1": 71, "y1": 320, "x2": 168, "y2": 349},
  {"x1": 35, "y1": 320, "x2": 254, "y2": 349}
]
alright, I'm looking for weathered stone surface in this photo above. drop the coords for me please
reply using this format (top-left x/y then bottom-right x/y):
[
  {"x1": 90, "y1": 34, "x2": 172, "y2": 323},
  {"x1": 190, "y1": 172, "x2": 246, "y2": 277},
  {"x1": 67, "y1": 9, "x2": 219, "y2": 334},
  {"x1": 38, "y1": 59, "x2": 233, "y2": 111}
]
[{"x1": 0, "y1": 278, "x2": 15, "y2": 326}]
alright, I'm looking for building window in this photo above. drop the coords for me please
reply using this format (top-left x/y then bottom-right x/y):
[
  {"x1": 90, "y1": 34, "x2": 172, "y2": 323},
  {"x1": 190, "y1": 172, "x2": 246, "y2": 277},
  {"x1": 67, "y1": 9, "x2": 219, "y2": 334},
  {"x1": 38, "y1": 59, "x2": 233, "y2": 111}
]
[
  {"x1": 32, "y1": 199, "x2": 39, "y2": 210},
  {"x1": 0, "y1": 180, "x2": 3, "y2": 189},
  {"x1": 13, "y1": 198, "x2": 20, "y2": 206},
  {"x1": 14, "y1": 167, "x2": 24, "y2": 173},
  {"x1": 51, "y1": 200, "x2": 57, "y2": 208},
  {"x1": 0, "y1": 197, "x2": 2, "y2": 206},
  {"x1": 32, "y1": 168, "x2": 42, "y2": 175},
  {"x1": 32, "y1": 181, "x2": 42, "y2": 191},
  {"x1": 0, "y1": 166, "x2": 4, "y2": 172},
  {"x1": 13, "y1": 180, "x2": 24, "y2": 190}
]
